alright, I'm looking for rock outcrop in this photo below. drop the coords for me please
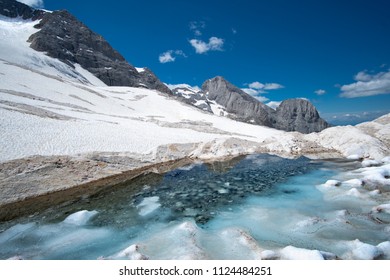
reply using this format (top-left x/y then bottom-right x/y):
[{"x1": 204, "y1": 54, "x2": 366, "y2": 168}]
[
  {"x1": 0, "y1": 0, "x2": 171, "y2": 94},
  {"x1": 172, "y1": 86, "x2": 212, "y2": 113},
  {"x1": 202, "y1": 76, "x2": 330, "y2": 133},
  {"x1": 202, "y1": 76, "x2": 275, "y2": 126},
  {"x1": 274, "y1": 99, "x2": 330, "y2": 133}
]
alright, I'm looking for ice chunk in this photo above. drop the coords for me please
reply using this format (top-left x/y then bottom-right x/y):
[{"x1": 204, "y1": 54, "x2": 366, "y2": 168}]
[
  {"x1": 319, "y1": 251, "x2": 337, "y2": 260},
  {"x1": 372, "y1": 203, "x2": 390, "y2": 213},
  {"x1": 344, "y1": 239, "x2": 382, "y2": 260},
  {"x1": 346, "y1": 188, "x2": 363, "y2": 198},
  {"x1": 63, "y1": 210, "x2": 98, "y2": 226},
  {"x1": 343, "y1": 179, "x2": 363, "y2": 187},
  {"x1": 347, "y1": 154, "x2": 361, "y2": 160},
  {"x1": 218, "y1": 188, "x2": 229, "y2": 194},
  {"x1": 377, "y1": 241, "x2": 390, "y2": 258},
  {"x1": 362, "y1": 159, "x2": 381, "y2": 168},
  {"x1": 260, "y1": 250, "x2": 279, "y2": 260},
  {"x1": 324, "y1": 180, "x2": 341, "y2": 187},
  {"x1": 381, "y1": 157, "x2": 390, "y2": 164},
  {"x1": 137, "y1": 196, "x2": 161, "y2": 216},
  {"x1": 113, "y1": 244, "x2": 149, "y2": 260},
  {"x1": 369, "y1": 190, "x2": 381, "y2": 196},
  {"x1": 279, "y1": 245, "x2": 324, "y2": 260}
]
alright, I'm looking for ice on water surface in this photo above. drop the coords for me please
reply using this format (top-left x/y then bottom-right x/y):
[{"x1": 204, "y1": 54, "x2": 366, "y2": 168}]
[{"x1": 0, "y1": 154, "x2": 389, "y2": 260}]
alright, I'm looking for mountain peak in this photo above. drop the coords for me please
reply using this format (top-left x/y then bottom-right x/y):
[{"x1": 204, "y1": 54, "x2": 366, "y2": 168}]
[{"x1": 1, "y1": 0, "x2": 171, "y2": 94}]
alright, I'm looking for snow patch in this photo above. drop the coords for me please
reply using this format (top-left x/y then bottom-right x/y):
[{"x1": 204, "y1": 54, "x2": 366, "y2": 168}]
[
  {"x1": 135, "y1": 67, "x2": 145, "y2": 73},
  {"x1": 279, "y1": 246, "x2": 324, "y2": 260}
]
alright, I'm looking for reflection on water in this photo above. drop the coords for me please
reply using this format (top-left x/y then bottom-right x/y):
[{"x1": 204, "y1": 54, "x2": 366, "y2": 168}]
[{"x1": 0, "y1": 154, "x2": 389, "y2": 260}]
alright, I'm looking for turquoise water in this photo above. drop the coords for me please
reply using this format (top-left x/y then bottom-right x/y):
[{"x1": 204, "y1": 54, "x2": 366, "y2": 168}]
[{"x1": 0, "y1": 154, "x2": 389, "y2": 260}]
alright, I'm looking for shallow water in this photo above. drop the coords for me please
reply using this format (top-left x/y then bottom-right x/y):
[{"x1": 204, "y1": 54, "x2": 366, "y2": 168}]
[{"x1": 0, "y1": 154, "x2": 389, "y2": 260}]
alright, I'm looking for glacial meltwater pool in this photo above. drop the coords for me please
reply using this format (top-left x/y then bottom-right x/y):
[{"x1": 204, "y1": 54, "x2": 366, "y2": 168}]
[{"x1": 1, "y1": 154, "x2": 389, "y2": 260}]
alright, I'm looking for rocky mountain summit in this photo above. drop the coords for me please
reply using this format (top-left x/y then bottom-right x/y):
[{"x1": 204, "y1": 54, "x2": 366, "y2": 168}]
[
  {"x1": 274, "y1": 98, "x2": 329, "y2": 133},
  {"x1": 200, "y1": 76, "x2": 330, "y2": 133},
  {"x1": 0, "y1": 0, "x2": 171, "y2": 94},
  {"x1": 202, "y1": 76, "x2": 275, "y2": 126}
]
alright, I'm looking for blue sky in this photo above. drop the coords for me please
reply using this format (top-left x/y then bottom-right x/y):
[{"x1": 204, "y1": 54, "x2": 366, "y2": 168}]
[{"x1": 24, "y1": 0, "x2": 390, "y2": 124}]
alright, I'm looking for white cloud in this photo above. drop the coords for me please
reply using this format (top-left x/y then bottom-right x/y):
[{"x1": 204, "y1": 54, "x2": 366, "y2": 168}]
[
  {"x1": 248, "y1": 82, "x2": 265, "y2": 90},
  {"x1": 241, "y1": 80, "x2": 284, "y2": 103},
  {"x1": 247, "y1": 81, "x2": 284, "y2": 91},
  {"x1": 189, "y1": 21, "x2": 206, "y2": 36},
  {"x1": 18, "y1": 0, "x2": 44, "y2": 8},
  {"x1": 242, "y1": 88, "x2": 262, "y2": 95},
  {"x1": 159, "y1": 51, "x2": 175, "y2": 63},
  {"x1": 340, "y1": 70, "x2": 390, "y2": 98},
  {"x1": 242, "y1": 88, "x2": 269, "y2": 102},
  {"x1": 315, "y1": 89, "x2": 326, "y2": 95},
  {"x1": 254, "y1": 96, "x2": 269, "y2": 102},
  {"x1": 158, "y1": 50, "x2": 186, "y2": 64},
  {"x1": 263, "y1": 83, "x2": 284, "y2": 90},
  {"x1": 266, "y1": 101, "x2": 282, "y2": 109},
  {"x1": 189, "y1": 37, "x2": 224, "y2": 54}
]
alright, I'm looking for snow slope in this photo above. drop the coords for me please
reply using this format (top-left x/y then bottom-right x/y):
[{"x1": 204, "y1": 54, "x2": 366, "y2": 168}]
[{"x1": 0, "y1": 17, "x2": 389, "y2": 163}]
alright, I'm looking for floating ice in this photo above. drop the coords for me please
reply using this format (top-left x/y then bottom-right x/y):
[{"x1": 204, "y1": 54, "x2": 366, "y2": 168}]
[
  {"x1": 279, "y1": 246, "x2": 324, "y2": 260},
  {"x1": 343, "y1": 239, "x2": 382, "y2": 260},
  {"x1": 324, "y1": 180, "x2": 341, "y2": 187},
  {"x1": 343, "y1": 178, "x2": 363, "y2": 187},
  {"x1": 372, "y1": 203, "x2": 390, "y2": 214},
  {"x1": 112, "y1": 244, "x2": 149, "y2": 260},
  {"x1": 63, "y1": 210, "x2": 98, "y2": 226},
  {"x1": 362, "y1": 159, "x2": 381, "y2": 168},
  {"x1": 260, "y1": 250, "x2": 279, "y2": 260},
  {"x1": 377, "y1": 241, "x2": 390, "y2": 258},
  {"x1": 347, "y1": 154, "x2": 361, "y2": 160},
  {"x1": 137, "y1": 196, "x2": 161, "y2": 216},
  {"x1": 346, "y1": 188, "x2": 363, "y2": 198}
]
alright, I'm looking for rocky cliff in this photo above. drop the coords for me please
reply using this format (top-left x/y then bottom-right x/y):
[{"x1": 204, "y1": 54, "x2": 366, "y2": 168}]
[
  {"x1": 201, "y1": 76, "x2": 330, "y2": 133},
  {"x1": 202, "y1": 76, "x2": 275, "y2": 126},
  {"x1": 274, "y1": 99, "x2": 330, "y2": 133}
]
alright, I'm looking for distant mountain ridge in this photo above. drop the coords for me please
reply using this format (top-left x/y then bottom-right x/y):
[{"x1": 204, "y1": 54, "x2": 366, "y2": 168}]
[
  {"x1": 1, "y1": 0, "x2": 329, "y2": 133},
  {"x1": 173, "y1": 77, "x2": 330, "y2": 133}
]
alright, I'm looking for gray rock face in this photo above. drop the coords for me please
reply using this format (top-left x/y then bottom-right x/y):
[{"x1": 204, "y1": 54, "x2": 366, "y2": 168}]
[
  {"x1": 28, "y1": 10, "x2": 171, "y2": 93},
  {"x1": 202, "y1": 76, "x2": 330, "y2": 133},
  {"x1": 274, "y1": 99, "x2": 330, "y2": 133},
  {"x1": 0, "y1": 0, "x2": 45, "y2": 20},
  {"x1": 1, "y1": 1, "x2": 170, "y2": 94},
  {"x1": 202, "y1": 76, "x2": 275, "y2": 126}
]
